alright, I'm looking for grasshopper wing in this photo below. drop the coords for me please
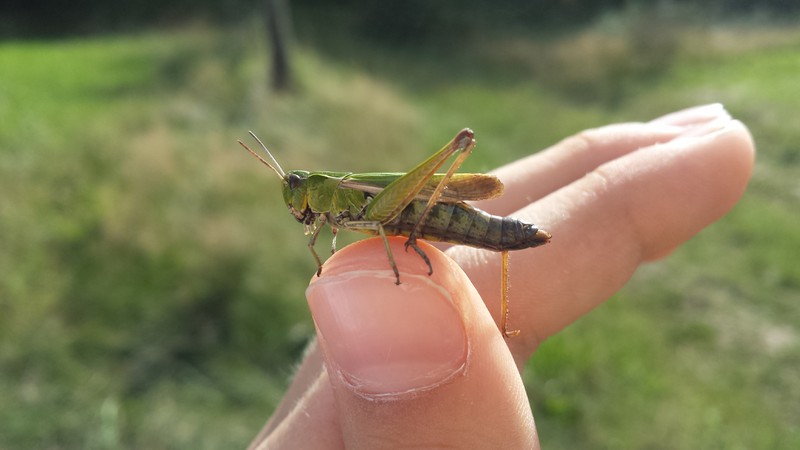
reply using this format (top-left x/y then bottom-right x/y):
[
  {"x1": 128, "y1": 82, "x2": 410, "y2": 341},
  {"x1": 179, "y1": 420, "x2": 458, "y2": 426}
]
[
  {"x1": 340, "y1": 172, "x2": 504, "y2": 203},
  {"x1": 430, "y1": 173, "x2": 504, "y2": 202}
]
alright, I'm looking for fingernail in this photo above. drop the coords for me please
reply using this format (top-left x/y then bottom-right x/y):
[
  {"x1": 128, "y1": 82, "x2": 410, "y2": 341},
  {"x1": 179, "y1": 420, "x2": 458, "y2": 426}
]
[
  {"x1": 650, "y1": 103, "x2": 730, "y2": 127},
  {"x1": 677, "y1": 115, "x2": 732, "y2": 138},
  {"x1": 673, "y1": 116, "x2": 737, "y2": 142},
  {"x1": 307, "y1": 271, "x2": 468, "y2": 399}
]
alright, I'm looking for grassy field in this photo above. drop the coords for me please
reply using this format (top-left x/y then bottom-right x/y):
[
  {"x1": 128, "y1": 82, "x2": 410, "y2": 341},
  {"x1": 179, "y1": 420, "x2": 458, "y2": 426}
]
[{"x1": 1, "y1": 18, "x2": 799, "y2": 449}]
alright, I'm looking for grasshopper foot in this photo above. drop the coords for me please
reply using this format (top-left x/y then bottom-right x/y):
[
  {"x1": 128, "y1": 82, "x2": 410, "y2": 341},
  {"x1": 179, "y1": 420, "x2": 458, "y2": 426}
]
[
  {"x1": 405, "y1": 239, "x2": 434, "y2": 276},
  {"x1": 503, "y1": 328, "x2": 521, "y2": 338},
  {"x1": 391, "y1": 264, "x2": 401, "y2": 285}
]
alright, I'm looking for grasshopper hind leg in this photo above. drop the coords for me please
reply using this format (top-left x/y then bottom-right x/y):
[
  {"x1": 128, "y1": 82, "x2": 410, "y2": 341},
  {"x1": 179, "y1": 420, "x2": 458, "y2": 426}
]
[
  {"x1": 501, "y1": 251, "x2": 520, "y2": 338},
  {"x1": 404, "y1": 238, "x2": 433, "y2": 276}
]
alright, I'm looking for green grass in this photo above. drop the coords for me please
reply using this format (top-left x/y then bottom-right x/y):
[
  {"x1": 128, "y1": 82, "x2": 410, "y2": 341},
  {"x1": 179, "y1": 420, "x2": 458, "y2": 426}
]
[{"x1": 1, "y1": 19, "x2": 799, "y2": 449}]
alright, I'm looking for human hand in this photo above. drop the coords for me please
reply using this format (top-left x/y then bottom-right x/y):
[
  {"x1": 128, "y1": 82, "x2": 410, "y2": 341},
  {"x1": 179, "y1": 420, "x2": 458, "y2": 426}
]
[{"x1": 250, "y1": 104, "x2": 754, "y2": 449}]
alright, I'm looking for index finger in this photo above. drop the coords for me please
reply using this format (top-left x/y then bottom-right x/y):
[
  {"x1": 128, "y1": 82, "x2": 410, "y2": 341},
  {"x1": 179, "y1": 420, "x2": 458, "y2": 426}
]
[
  {"x1": 473, "y1": 104, "x2": 729, "y2": 217},
  {"x1": 448, "y1": 115, "x2": 755, "y2": 360}
]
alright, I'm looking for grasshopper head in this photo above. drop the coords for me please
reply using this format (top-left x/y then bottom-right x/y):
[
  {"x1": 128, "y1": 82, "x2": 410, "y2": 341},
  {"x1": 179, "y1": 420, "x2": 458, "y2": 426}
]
[
  {"x1": 237, "y1": 133, "x2": 315, "y2": 224},
  {"x1": 283, "y1": 170, "x2": 312, "y2": 223}
]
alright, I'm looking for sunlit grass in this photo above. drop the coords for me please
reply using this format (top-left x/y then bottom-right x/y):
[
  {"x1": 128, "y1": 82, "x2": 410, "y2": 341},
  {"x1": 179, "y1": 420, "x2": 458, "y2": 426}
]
[{"x1": 1, "y1": 19, "x2": 798, "y2": 449}]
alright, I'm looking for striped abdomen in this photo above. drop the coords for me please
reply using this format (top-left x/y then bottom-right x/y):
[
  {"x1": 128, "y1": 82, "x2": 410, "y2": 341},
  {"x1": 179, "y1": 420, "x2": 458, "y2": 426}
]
[{"x1": 384, "y1": 200, "x2": 550, "y2": 251}]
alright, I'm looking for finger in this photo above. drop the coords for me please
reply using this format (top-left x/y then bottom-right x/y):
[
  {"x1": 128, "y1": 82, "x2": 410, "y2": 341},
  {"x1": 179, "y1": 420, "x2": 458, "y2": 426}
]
[
  {"x1": 248, "y1": 340, "x2": 324, "y2": 448},
  {"x1": 254, "y1": 369, "x2": 345, "y2": 450},
  {"x1": 473, "y1": 103, "x2": 729, "y2": 216},
  {"x1": 302, "y1": 238, "x2": 538, "y2": 449},
  {"x1": 449, "y1": 117, "x2": 755, "y2": 357},
  {"x1": 649, "y1": 102, "x2": 729, "y2": 127}
]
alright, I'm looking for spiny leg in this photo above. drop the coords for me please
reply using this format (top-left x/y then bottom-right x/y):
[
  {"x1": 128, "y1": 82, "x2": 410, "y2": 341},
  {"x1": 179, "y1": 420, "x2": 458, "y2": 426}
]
[
  {"x1": 406, "y1": 133, "x2": 474, "y2": 252},
  {"x1": 405, "y1": 239, "x2": 433, "y2": 275},
  {"x1": 330, "y1": 227, "x2": 338, "y2": 254},
  {"x1": 308, "y1": 216, "x2": 327, "y2": 276},
  {"x1": 363, "y1": 129, "x2": 475, "y2": 226},
  {"x1": 341, "y1": 220, "x2": 401, "y2": 285},
  {"x1": 501, "y1": 251, "x2": 520, "y2": 338},
  {"x1": 376, "y1": 223, "x2": 401, "y2": 285}
]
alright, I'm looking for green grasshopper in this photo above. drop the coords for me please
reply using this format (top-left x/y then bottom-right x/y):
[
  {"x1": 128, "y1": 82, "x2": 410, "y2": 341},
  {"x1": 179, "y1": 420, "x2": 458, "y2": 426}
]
[{"x1": 238, "y1": 129, "x2": 551, "y2": 337}]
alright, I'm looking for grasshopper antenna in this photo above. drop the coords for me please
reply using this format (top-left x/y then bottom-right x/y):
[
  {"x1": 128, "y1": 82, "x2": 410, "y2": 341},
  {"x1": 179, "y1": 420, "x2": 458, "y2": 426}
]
[{"x1": 237, "y1": 131, "x2": 286, "y2": 179}]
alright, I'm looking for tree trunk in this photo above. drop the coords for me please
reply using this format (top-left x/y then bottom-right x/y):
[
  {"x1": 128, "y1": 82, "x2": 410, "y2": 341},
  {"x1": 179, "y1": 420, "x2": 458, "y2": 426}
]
[{"x1": 264, "y1": 0, "x2": 292, "y2": 92}]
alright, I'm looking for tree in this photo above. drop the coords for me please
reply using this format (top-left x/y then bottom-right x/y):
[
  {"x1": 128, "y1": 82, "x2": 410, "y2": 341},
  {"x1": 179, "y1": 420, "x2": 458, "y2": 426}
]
[{"x1": 264, "y1": 0, "x2": 293, "y2": 91}]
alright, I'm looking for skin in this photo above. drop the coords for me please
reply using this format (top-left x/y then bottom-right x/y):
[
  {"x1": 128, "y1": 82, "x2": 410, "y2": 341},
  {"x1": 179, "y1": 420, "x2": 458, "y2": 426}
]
[{"x1": 250, "y1": 104, "x2": 755, "y2": 450}]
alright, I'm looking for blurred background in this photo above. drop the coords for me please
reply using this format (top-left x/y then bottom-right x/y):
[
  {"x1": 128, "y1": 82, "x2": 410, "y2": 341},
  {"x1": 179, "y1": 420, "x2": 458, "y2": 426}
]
[{"x1": 1, "y1": 0, "x2": 798, "y2": 448}]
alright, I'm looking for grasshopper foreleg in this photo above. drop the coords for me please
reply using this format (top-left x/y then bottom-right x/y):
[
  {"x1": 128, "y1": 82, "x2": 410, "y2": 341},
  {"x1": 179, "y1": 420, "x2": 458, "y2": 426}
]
[{"x1": 308, "y1": 215, "x2": 326, "y2": 276}]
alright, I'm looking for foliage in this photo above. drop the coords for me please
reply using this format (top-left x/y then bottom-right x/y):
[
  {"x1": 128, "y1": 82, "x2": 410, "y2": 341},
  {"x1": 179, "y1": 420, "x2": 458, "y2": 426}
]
[
  {"x1": 3, "y1": 0, "x2": 800, "y2": 38},
  {"x1": 1, "y1": 15, "x2": 799, "y2": 449}
]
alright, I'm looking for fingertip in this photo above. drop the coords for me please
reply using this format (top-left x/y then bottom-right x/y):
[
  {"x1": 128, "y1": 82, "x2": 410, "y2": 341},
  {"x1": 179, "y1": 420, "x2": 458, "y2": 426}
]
[
  {"x1": 649, "y1": 103, "x2": 730, "y2": 126},
  {"x1": 726, "y1": 119, "x2": 756, "y2": 177},
  {"x1": 306, "y1": 238, "x2": 537, "y2": 448},
  {"x1": 307, "y1": 238, "x2": 470, "y2": 398},
  {"x1": 310, "y1": 237, "x2": 440, "y2": 284},
  {"x1": 675, "y1": 118, "x2": 755, "y2": 222}
]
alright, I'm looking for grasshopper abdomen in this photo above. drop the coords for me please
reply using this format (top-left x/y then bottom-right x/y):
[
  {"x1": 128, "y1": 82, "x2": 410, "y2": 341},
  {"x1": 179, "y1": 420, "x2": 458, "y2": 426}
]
[{"x1": 386, "y1": 201, "x2": 550, "y2": 251}]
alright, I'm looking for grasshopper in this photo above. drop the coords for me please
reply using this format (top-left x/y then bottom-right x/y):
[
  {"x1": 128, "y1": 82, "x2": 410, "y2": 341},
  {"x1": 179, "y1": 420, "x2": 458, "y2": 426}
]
[{"x1": 238, "y1": 129, "x2": 551, "y2": 337}]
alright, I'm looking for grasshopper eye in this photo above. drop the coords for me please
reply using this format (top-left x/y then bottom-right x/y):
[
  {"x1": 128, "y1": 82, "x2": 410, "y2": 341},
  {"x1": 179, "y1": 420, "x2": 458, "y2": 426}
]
[{"x1": 287, "y1": 173, "x2": 302, "y2": 189}]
